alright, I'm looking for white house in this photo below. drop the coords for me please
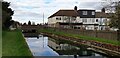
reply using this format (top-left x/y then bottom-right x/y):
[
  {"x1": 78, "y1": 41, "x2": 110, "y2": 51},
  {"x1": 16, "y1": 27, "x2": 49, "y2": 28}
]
[{"x1": 48, "y1": 6, "x2": 112, "y2": 30}]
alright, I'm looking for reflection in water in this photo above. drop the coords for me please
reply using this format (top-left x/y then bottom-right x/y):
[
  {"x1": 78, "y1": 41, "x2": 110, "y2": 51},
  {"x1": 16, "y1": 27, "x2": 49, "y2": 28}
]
[
  {"x1": 25, "y1": 35, "x2": 59, "y2": 56},
  {"x1": 25, "y1": 35, "x2": 108, "y2": 58},
  {"x1": 48, "y1": 37, "x2": 103, "y2": 56}
]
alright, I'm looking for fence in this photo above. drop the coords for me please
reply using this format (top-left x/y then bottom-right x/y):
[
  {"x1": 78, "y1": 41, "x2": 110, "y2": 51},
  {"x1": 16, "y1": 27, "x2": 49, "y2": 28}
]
[{"x1": 43, "y1": 27, "x2": 120, "y2": 41}]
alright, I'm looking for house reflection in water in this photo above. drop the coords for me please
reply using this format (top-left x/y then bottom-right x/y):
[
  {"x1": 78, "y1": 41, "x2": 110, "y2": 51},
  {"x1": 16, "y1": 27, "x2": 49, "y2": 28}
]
[{"x1": 48, "y1": 37, "x2": 102, "y2": 56}]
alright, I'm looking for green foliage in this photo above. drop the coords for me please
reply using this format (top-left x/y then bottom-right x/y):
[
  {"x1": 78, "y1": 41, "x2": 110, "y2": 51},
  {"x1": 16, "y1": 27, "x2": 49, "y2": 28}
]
[
  {"x1": 1, "y1": 1, "x2": 14, "y2": 30},
  {"x1": 109, "y1": 1, "x2": 120, "y2": 29},
  {"x1": 28, "y1": 21, "x2": 31, "y2": 25}
]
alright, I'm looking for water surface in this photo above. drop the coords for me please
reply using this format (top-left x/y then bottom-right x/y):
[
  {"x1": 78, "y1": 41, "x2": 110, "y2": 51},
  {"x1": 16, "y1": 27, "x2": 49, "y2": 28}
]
[{"x1": 25, "y1": 35, "x2": 108, "y2": 58}]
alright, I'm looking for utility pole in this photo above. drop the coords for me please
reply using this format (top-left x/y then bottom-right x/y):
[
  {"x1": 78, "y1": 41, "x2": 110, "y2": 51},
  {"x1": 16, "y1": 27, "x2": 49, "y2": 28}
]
[{"x1": 43, "y1": 12, "x2": 44, "y2": 25}]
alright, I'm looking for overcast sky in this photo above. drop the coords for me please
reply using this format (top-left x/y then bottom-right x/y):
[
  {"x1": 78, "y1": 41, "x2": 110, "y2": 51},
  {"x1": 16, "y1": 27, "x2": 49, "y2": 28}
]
[{"x1": 4, "y1": 0, "x2": 119, "y2": 24}]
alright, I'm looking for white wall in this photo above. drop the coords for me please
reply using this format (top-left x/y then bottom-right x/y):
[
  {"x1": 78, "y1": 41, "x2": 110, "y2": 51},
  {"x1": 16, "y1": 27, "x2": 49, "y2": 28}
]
[
  {"x1": 95, "y1": 18, "x2": 110, "y2": 30},
  {"x1": 79, "y1": 18, "x2": 110, "y2": 30},
  {"x1": 48, "y1": 16, "x2": 80, "y2": 24},
  {"x1": 75, "y1": 17, "x2": 82, "y2": 23},
  {"x1": 48, "y1": 16, "x2": 63, "y2": 24},
  {"x1": 48, "y1": 16, "x2": 111, "y2": 30},
  {"x1": 95, "y1": 18, "x2": 110, "y2": 25},
  {"x1": 85, "y1": 25, "x2": 95, "y2": 30},
  {"x1": 79, "y1": 18, "x2": 95, "y2": 24}
]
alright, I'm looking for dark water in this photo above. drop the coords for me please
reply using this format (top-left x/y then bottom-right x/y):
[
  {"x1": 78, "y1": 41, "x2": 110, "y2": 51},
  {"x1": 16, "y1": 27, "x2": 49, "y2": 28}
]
[{"x1": 25, "y1": 35, "x2": 108, "y2": 58}]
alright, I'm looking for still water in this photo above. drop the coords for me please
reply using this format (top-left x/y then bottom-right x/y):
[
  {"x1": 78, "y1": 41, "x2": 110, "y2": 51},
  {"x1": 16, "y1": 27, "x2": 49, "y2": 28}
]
[{"x1": 25, "y1": 35, "x2": 108, "y2": 58}]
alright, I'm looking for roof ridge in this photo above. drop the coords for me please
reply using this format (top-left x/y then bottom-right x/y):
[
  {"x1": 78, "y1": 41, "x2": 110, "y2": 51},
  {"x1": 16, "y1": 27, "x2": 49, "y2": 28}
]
[{"x1": 59, "y1": 9, "x2": 74, "y2": 10}]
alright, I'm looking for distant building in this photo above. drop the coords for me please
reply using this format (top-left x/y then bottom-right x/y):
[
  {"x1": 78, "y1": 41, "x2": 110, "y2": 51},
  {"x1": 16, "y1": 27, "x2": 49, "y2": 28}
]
[{"x1": 48, "y1": 6, "x2": 112, "y2": 30}]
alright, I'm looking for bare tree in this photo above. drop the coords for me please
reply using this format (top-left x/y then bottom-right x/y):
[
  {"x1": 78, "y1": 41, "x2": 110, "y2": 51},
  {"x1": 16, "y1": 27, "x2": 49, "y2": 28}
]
[
  {"x1": 101, "y1": 0, "x2": 120, "y2": 29},
  {"x1": 102, "y1": 0, "x2": 120, "y2": 40},
  {"x1": 101, "y1": 0, "x2": 119, "y2": 13}
]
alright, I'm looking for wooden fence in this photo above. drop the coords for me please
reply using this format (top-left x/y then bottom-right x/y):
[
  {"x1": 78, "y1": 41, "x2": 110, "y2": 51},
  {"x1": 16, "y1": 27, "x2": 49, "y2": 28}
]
[{"x1": 43, "y1": 27, "x2": 120, "y2": 41}]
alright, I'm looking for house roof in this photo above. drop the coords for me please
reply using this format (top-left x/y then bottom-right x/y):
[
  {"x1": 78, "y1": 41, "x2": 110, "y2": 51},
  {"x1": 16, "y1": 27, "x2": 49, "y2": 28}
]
[
  {"x1": 48, "y1": 10, "x2": 79, "y2": 18},
  {"x1": 48, "y1": 9, "x2": 114, "y2": 18},
  {"x1": 78, "y1": 9, "x2": 95, "y2": 11},
  {"x1": 95, "y1": 12, "x2": 108, "y2": 18},
  {"x1": 106, "y1": 13, "x2": 114, "y2": 18},
  {"x1": 95, "y1": 12, "x2": 114, "y2": 18}
]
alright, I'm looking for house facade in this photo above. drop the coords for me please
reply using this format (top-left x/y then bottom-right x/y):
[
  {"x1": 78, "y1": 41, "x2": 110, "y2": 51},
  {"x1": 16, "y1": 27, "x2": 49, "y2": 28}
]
[{"x1": 48, "y1": 6, "x2": 111, "y2": 30}]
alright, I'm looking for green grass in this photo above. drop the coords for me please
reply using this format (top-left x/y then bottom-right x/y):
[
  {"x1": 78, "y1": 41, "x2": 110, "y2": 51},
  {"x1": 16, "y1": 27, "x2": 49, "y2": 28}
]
[
  {"x1": 2, "y1": 30, "x2": 33, "y2": 56},
  {"x1": 0, "y1": 29, "x2": 2, "y2": 57},
  {"x1": 39, "y1": 28, "x2": 120, "y2": 46}
]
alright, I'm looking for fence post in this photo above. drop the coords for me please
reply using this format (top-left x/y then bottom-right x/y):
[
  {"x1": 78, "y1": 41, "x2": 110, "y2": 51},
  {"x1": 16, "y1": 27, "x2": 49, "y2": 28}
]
[
  {"x1": 95, "y1": 29, "x2": 97, "y2": 37},
  {"x1": 117, "y1": 30, "x2": 120, "y2": 41}
]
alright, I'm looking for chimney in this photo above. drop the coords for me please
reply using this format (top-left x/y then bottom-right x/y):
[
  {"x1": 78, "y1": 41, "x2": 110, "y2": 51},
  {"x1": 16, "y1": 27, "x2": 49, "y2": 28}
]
[
  {"x1": 101, "y1": 8, "x2": 105, "y2": 13},
  {"x1": 74, "y1": 6, "x2": 77, "y2": 10}
]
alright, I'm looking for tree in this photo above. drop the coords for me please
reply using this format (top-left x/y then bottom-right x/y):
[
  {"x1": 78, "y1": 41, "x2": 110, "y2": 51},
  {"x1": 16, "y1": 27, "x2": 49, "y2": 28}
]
[
  {"x1": 23, "y1": 23, "x2": 27, "y2": 25},
  {"x1": 28, "y1": 21, "x2": 31, "y2": 25},
  {"x1": 1, "y1": 1, "x2": 14, "y2": 30},
  {"x1": 102, "y1": 0, "x2": 120, "y2": 30},
  {"x1": 108, "y1": 1, "x2": 120, "y2": 30},
  {"x1": 101, "y1": 0, "x2": 120, "y2": 41}
]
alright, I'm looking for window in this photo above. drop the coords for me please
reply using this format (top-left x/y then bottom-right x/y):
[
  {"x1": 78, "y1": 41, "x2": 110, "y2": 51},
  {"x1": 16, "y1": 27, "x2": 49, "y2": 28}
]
[
  {"x1": 73, "y1": 17, "x2": 76, "y2": 21},
  {"x1": 56, "y1": 18, "x2": 58, "y2": 20},
  {"x1": 71, "y1": 17, "x2": 76, "y2": 21},
  {"x1": 64, "y1": 17, "x2": 68, "y2": 20},
  {"x1": 103, "y1": 19, "x2": 107, "y2": 23},
  {"x1": 78, "y1": 27, "x2": 80, "y2": 29},
  {"x1": 83, "y1": 11, "x2": 87, "y2": 15},
  {"x1": 96, "y1": 19, "x2": 98, "y2": 22},
  {"x1": 95, "y1": 27, "x2": 98, "y2": 30},
  {"x1": 92, "y1": 11, "x2": 95, "y2": 15},
  {"x1": 59, "y1": 18, "x2": 61, "y2": 20},
  {"x1": 56, "y1": 17, "x2": 61, "y2": 20},
  {"x1": 82, "y1": 18, "x2": 87, "y2": 23}
]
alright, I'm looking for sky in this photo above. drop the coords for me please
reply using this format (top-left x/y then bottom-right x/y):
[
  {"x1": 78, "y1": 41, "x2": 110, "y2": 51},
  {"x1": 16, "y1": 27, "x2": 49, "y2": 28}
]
[{"x1": 3, "y1": 0, "x2": 119, "y2": 24}]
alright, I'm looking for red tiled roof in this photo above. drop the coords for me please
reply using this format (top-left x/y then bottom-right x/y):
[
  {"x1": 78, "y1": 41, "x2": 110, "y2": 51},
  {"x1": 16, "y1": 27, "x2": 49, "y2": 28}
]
[
  {"x1": 48, "y1": 10, "x2": 79, "y2": 18},
  {"x1": 48, "y1": 9, "x2": 114, "y2": 18}
]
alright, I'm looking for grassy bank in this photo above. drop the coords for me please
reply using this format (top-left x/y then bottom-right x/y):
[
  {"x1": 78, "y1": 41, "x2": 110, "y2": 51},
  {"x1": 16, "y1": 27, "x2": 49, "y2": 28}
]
[
  {"x1": 39, "y1": 28, "x2": 120, "y2": 46},
  {"x1": 0, "y1": 29, "x2": 2, "y2": 57},
  {"x1": 2, "y1": 30, "x2": 33, "y2": 56}
]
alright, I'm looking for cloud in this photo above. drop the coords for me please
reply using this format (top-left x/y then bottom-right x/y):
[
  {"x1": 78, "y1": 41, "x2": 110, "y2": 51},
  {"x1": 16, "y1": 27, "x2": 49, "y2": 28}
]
[{"x1": 4, "y1": 0, "x2": 117, "y2": 24}]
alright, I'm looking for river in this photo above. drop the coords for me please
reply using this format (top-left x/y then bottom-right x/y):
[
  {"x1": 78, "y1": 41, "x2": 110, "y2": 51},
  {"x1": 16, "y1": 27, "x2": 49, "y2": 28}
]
[{"x1": 25, "y1": 35, "x2": 109, "y2": 58}]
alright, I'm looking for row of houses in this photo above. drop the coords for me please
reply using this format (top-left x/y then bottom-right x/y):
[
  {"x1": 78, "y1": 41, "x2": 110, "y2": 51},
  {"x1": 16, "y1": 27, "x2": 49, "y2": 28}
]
[{"x1": 48, "y1": 6, "x2": 117, "y2": 31}]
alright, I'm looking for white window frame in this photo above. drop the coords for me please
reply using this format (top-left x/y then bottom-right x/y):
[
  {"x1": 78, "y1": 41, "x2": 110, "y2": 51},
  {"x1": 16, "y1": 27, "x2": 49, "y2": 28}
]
[
  {"x1": 83, "y1": 11, "x2": 87, "y2": 15},
  {"x1": 92, "y1": 11, "x2": 95, "y2": 15},
  {"x1": 56, "y1": 17, "x2": 61, "y2": 20},
  {"x1": 103, "y1": 19, "x2": 107, "y2": 23},
  {"x1": 82, "y1": 18, "x2": 87, "y2": 23}
]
